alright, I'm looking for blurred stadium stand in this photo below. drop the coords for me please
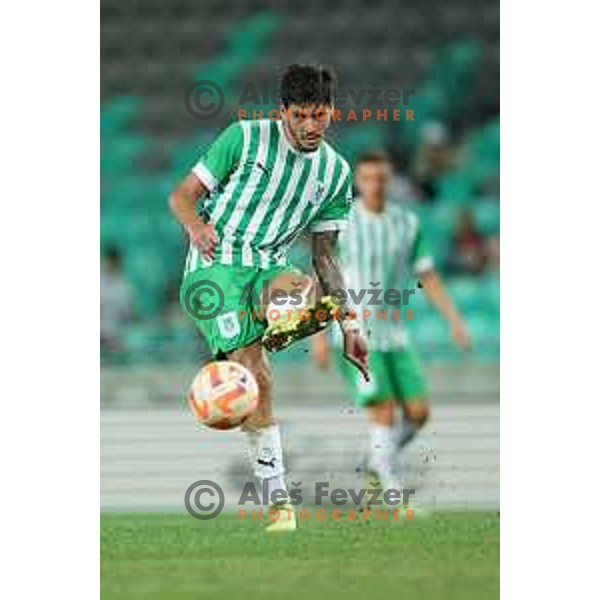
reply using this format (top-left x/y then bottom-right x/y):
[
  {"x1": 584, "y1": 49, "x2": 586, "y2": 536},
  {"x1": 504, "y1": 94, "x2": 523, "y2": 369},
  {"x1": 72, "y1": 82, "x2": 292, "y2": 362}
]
[{"x1": 100, "y1": 0, "x2": 499, "y2": 368}]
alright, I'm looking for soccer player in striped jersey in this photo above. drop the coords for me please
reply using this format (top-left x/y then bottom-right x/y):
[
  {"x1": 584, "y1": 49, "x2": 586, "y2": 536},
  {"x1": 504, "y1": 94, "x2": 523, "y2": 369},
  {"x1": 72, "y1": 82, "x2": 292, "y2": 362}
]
[
  {"x1": 313, "y1": 150, "x2": 470, "y2": 492},
  {"x1": 169, "y1": 65, "x2": 368, "y2": 531}
]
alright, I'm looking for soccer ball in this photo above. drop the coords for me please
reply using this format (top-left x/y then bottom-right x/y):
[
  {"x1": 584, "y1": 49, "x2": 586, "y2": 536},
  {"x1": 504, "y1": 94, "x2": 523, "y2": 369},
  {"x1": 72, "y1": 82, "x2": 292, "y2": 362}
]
[{"x1": 188, "y1": 361, "x2": 259, "y2": 430}]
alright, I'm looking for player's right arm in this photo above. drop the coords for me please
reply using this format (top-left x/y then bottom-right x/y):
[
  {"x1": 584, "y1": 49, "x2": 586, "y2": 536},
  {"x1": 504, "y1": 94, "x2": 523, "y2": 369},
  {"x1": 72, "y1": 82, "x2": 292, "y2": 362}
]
[
  {"x1": 169, "y1": 174, "x2": 218, "y2": 259},
  {"x1": 168, "y1": 121, "x2": 244, "y2": 259}
]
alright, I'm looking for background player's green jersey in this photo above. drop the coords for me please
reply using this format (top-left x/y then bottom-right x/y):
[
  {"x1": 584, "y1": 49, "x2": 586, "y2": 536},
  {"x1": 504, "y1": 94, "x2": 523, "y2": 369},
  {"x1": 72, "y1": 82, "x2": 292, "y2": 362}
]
[
  {"x1": 185, "y1": 119, "x2": 352, "y2": 272},
  {"x1": 334, "y1": 200, "x2": 434, "y2": 351}
]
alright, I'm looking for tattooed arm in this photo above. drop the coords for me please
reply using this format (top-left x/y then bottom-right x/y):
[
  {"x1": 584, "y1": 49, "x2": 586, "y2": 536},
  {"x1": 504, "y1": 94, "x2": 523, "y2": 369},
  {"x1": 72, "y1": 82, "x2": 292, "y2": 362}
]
[{"x1": 312, "y1": 230, "x2": 370, "y2": 380}]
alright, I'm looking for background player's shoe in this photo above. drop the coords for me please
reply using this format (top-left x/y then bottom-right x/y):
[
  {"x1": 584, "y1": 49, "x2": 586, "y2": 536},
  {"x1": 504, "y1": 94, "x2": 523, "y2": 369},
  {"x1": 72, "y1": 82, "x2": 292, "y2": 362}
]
[
  {"x1": 265, "y1": 501, "x2": 297, "y2": 532},
  {"x1": 262, "y1": 296, "x2": 339, "y2": 352},
  {"x1": 360, "y1": 465, "x2": 383, "y2": 512},
  {"x1": 360, "y1": 461, "x2": 405, "y2": 510}
]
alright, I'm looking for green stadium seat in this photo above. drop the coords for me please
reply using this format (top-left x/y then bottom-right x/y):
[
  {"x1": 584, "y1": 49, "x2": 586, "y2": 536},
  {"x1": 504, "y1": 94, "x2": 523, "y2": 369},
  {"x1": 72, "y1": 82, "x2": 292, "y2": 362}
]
[
  {"x1": 421, "y1": 225, "x2": 452, "y2": 263},
  {"x1": 193, "y1": 13, "x2": 280, "y2": 93},
  {"x1": 472, "y1": 202, "x2": 500, "y2": 235},
  {"x1": 124, "y1": 251, "x2": 172, "y2": 318},
  {"x1": 100, "y1": 136, "x2": 150, "y2": 176},
  {"x1": 465, "y1": 315, "x2": 499, "y2": 359},
  {"x1": 481, "y1": 275, "x2": 500, "y2": 315},
  {"x1": 338, "y1": 125, "x2": 386, "y2": 163},
  {"x1": 447, "y1": 276, "x2": 500, "y2": 325},
  {"x1": 227, "y1": 13, "x2": 278, "y2": 53},
  {"x1": 123, "y1": 324, "x2": 175, "y2": 364},
  {"x1": 429, "y1": 201, "x2": 470, "y2": 230},
  {"x1": 437, "y1": 171, "x2": 477, "y2": 202},
  {"x1": 412, "y1": 315, "x2": 448, "y2": 349},
  {"x1": 447, "y1": 277, "x2": 485, "y2": 312},
  {"x1": 100, "y1": 97, "x2": 142, "y2": 136},
  {"x1": 408, "y1": 288, "x2": 436, "y2": 321},
  {"x1": 122, "y1": 325, "x2": 156, "y2": 363},
  {"x1": 467, "y1": 119, "x2": 500, "y2": 164}
]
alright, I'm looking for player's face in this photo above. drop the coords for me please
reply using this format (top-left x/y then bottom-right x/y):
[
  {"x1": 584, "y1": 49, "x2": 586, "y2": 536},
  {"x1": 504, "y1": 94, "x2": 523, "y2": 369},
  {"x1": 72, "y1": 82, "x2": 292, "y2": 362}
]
[
  {"x1": 355, "y1": 161, "x2": 391, "y2": 200},
  {"x1": 281, "y1": 104, "x2": 332, "y2": 152}
]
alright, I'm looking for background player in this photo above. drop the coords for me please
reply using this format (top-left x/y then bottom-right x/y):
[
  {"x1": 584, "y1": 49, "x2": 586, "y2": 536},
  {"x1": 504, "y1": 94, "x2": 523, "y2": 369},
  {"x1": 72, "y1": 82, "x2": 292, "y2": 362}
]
[
  {"x1": 313, "y1": 150, "x2": 469, "y2": 491},
  {"x1": 169, "y1": 64, "x2": 368, "y2": 531}
]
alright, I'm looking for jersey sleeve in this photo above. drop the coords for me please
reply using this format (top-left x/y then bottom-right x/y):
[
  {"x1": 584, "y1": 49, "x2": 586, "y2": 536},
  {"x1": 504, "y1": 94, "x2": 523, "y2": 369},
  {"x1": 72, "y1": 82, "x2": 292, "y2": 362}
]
[
  {"x1": 409, "y1": 213, "x2": 435, "y2": 274},
  {"x1": 191, "y1": 122, "x2": 244, "y2": 192},
  {"x1": 308, "y1": 161, "x2": 353, "y2": 233}
]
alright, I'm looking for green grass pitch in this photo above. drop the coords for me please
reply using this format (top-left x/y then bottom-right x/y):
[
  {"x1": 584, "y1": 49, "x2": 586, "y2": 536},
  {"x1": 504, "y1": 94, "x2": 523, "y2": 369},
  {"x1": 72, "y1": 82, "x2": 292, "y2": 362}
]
[{"x1": 101, "y1": 512, "x2": 499, "y2": 600}]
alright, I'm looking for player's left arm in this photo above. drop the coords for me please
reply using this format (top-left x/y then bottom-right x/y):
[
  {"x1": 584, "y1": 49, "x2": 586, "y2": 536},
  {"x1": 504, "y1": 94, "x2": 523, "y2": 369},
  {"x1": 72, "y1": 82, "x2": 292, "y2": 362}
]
[
  {"x1": 309, "y1": 162, "x2": 369, "y2": 380},
  {"x1": 312, "y1": 229, "x2": 369, "y2": 380},
  {"x1": 410, "y1": 219, "x2": 470, "y2": 351}
]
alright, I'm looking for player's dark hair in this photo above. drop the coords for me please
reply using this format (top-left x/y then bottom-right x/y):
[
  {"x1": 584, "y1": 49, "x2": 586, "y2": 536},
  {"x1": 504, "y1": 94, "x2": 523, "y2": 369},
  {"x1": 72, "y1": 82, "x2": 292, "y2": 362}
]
[
  {"x1": 280, "y1": 64, "x2": 336, "y2": 108},
  {"x1": 355, "y1": 149, "x2": 392, "y2": 167}
]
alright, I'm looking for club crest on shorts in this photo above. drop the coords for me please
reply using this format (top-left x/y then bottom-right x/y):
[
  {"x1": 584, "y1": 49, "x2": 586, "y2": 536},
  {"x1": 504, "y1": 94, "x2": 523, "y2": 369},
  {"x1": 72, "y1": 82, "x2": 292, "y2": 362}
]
[{"x1": 217, "y1": 311, "x2": 241, "y2": 339}]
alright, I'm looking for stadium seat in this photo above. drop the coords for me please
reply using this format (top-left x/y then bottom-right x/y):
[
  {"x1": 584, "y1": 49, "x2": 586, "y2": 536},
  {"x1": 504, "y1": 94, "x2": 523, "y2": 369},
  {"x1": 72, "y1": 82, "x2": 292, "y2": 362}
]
[
  {"x1": 465, "y1": 314, "x2": 499, "y2": 359},
  {"x1": 472, "y1": 201, "x2": 500, "y2": 235},
  {"x1": 447, "y1": 277, "x2": 485, "y2": 313},
  {"x1": 429, "y1": 201, "x2": 470, "y2": 231},
  {"x1": 412, "y1": 315, "x2": 455, "y2": 359},
  {"x1": 100, "y1": 96, "x2": 142, "y2": 136},
  {"x1": 409, "y1": 288, "x2": 437, "y2": 321},
  {"x1": 469, "y1": 119, "x2": 500, "y2": 161},
  {"x1": 337, "y1": 125, "x2": 386, "y2": 163},
  {"x1": 437, "y1": 171, "x2": 478, "y2": 202},
  {"x1": 481, "y1": 275, "x2": 500, "y2": 315}
]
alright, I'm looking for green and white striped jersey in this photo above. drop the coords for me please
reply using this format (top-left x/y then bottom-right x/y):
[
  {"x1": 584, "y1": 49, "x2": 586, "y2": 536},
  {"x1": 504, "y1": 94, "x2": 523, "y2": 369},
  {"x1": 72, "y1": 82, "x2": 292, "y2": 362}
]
[
  {"x1": 333, "y1": 199, "x2": 434, "y2": 351},
  {"x1": 184, "y1": 119, "x2": 352, "y2": 272}
]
